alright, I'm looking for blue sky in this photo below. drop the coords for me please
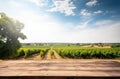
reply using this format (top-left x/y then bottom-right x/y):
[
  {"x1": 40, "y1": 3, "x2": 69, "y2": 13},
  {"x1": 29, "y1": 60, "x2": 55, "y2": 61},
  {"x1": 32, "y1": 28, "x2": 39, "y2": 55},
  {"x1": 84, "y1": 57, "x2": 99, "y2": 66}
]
[{"x1": 0, "y1": 0, "x2": 120, "y2": 43}]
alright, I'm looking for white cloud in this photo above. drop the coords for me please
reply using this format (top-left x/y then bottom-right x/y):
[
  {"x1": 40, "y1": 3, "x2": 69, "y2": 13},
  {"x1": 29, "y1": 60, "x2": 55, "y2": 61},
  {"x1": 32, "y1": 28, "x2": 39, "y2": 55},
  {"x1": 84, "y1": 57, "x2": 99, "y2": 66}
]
[
  {"x1": 13, "y1": 12, "x2": 120, "y2": 43},
  {"x1": 8, "y1": 0, "x2": 21, "y2": 7},
  {"x1": 15, "y1": 11, "x2": 70, "y2": 43},
  {"x1": 1, "y1": 0, "x2": 120, "y2": 43},
  {"x1": 72, "y1": 20, "x2": 120, "y2": 43},
  {"x1": 95, "y1": 20, "x2": 114, "y2": 26},
  {"x1": 80, "y1": 9, "x2": 103, "y2": 17},
  {"x1": 30, "y1": 0, "x2": 48, "y2": 7},
  {"x1": 94, "y1": 10, "x2": 103, "y2": 14},
  {"x1": 80, "y1": 9, "x2": 91, "y2": 16},
  {"x1": 75, "y1": 20, "x2": 90, "y2": 30},
  {"x1": 12, "y1": 11, "x2": 120, "y2": 43},
  {"x1": 48, "y1": 0, "x2": 76, "y2": 16},
  {"x1": 86, "y1": 0, "x2": 98, "y2": 7}
]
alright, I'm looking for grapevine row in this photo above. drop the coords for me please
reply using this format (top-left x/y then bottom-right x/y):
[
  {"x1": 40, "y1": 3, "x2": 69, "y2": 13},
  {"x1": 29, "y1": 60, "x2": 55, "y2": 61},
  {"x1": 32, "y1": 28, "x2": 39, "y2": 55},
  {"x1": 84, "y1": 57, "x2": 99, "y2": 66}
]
[
  {"x1": 17, "y1": 48, "x2": 49, "y2": 58},
  {"x1": 55, "y1": 48, "x2": 120, "y2": 59}
]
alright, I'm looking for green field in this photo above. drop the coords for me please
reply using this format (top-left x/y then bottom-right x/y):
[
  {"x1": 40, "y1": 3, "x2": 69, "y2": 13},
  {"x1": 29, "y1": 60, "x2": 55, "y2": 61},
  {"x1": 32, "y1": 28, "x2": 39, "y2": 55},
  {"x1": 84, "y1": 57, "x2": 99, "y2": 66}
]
[{"x1": 16, "y1": 44, "x2": 120, "y2": 59}]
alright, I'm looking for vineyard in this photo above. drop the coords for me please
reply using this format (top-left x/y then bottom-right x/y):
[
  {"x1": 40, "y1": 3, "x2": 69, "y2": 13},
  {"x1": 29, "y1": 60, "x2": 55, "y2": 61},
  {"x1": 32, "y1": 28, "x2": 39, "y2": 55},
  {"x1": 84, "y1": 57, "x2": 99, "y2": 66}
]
[
  {"x1": 15, "y1": 45, "x2": 120, "y2": 59},
  {"x1": 18, "y1": 48, "x2": 49, "y2": 58},
  {"x1": 55, "y1": 48, "x2": 120, "y2": 59},
  {"x1": 17, "y1": 47, "x2": 62, "y2": 60}
]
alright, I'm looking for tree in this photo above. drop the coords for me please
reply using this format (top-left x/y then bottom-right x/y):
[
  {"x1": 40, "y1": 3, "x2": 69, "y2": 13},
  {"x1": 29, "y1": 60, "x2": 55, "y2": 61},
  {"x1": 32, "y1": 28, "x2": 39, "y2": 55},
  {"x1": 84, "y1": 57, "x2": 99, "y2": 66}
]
[{"x1": 0, "y1": 12, "x2": 26, "y2": 59}]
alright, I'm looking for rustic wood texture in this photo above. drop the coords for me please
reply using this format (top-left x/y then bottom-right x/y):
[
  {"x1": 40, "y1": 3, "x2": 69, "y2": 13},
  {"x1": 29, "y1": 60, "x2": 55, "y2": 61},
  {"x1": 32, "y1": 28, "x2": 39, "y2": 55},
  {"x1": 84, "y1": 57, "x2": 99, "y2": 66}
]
[{"x1": 0, "y1": 59, "x2": 120, "y2": 76}]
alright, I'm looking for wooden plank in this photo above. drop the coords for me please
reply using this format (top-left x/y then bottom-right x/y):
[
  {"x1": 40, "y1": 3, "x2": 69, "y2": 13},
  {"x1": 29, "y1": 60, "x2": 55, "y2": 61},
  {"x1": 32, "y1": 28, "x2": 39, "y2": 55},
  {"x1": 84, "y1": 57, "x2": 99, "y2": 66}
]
[{"x1": 0, "y1": 60, "x2": 120, "y2": 76}]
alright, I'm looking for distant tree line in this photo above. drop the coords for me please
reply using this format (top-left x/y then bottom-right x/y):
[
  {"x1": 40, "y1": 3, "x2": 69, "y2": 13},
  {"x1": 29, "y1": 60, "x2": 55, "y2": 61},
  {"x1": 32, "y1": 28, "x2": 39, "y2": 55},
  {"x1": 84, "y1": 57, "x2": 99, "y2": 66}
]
[{"x1": 111, "y1": 44, "x2": 120, "y2": 48}]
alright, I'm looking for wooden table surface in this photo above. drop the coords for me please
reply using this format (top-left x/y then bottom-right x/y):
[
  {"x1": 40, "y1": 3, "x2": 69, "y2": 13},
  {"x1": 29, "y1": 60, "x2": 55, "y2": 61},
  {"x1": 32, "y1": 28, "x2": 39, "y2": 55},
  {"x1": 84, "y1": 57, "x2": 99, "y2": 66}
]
[{"x1": 0, "y1": 59, "x2": 120, "y2": 77}]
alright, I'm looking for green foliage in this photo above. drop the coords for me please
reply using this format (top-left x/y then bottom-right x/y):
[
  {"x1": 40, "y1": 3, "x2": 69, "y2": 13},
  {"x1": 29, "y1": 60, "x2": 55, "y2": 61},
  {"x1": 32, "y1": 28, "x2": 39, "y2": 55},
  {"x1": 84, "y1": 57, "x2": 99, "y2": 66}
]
[
  {"x1": 50, "y1": 50, "x2": 54, "y2": 56},
  {"x1": 40, "y1": 51, "x2": 44, "y2": 57},
  {"x1": 55, "y1": 48, "x2": 120, "y2": 59},
  {"x1": 0, "y1": 12, "x2": 26, "y2": 59},
  {"x1": 17, "y1": 48, "x2": 49, "y2": 58},
  {"x1": 111, "y1": 44, "x2": 120, "y2": 48},
  {"x1": 24, "y1": 49, "x2": 40, "y2": 58},
  {"x1": 40, "y1": 49, "x2": 48, "y2": 58},
  {"x1": 18, "y1": 49, "x2": 25, "y2": 57}
]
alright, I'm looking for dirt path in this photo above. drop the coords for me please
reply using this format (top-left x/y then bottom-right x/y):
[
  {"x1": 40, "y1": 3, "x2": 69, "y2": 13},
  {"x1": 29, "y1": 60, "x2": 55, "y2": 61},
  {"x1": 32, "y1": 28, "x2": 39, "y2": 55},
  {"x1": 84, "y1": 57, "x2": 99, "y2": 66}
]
[
  {"x1": 43, "y1": 50, "x2": 62, "y2": 60},
  {"x1": 32, "y1": 53, "x2": 42, "y2": 60},
  {"x1": 43, "y1": 50, "x2": 51, "y2": 60},
  {"x1": 53, "y1": 50, "x2": 62, "y2": 59},
  {"x1": 0, "y1": 60, "x2": 3, "y2": 63},
  {"x1": 16, "y1": 53, "x2": 42, "y2": 60}
]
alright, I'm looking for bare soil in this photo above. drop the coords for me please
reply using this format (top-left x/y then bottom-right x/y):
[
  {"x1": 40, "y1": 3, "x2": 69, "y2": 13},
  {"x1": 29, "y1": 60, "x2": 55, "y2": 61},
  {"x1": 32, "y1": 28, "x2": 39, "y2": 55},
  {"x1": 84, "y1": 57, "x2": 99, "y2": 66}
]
[
  {"x1": 42, "y1": 50, "x2": 62, "y2": 60},
  {"x1": 53, "y1": 50, "x2": 62, "y2": 59},
  {"x1": 43, "y1": 50, "x2": 52, "y2": 60},
  {"x1": 25, "y1": 53, "x2": 42, "y2": 60}
]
